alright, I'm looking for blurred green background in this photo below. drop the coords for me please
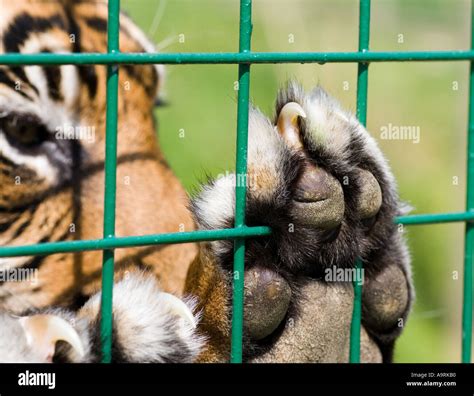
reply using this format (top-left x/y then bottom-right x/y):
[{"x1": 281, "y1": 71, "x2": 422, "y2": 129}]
[{"x1": 121, "y1": 0, "x2": 473, "y2": 363}]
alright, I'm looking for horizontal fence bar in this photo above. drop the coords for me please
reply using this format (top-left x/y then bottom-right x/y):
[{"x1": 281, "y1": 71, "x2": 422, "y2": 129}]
[
  {"x1": 2, "y1": 51, "x2": 474, "y2": 65},
  {"x1": 0, "y1": 227, "x2": 272, "y2": 258},
  {"x1": 0, "y1": 212, "x2": 472, "y2": 259},
  {"x1": 396, "y1": 211, "x2": 474, "y2": 225}
]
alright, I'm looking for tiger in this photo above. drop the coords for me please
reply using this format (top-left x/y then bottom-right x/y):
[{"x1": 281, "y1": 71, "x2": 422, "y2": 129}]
[
  {"x1": 1, "y1": 271, "x2": 204, "y2": 363},
  {"x1": 0, "y1": 0, "x2": 413, "y2": 363}
]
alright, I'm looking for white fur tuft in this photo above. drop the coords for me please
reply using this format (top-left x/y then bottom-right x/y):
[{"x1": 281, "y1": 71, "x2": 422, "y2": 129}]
[{"x1": 79, "y1": 272, "x2": 205, "y2": 363}]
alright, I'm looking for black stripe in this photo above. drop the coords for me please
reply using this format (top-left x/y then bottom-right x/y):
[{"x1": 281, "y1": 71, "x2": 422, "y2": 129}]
[
  {"x1": 0, "y1": 215, "x2": 19, "y2": 233},
  {"x1": 84, "y1": 16, "x2": 132, "y2": 40},
  {"x1": 84, "y1": 15, "x2": 158, "y2": 98},
  {"x1": 8, "y1": 215, "x2": 32, "y2": 241},
  {"x1": 77, "y1": 63, "x2": 98, "y2": 99},
  {"x1": 0, "y1": 203, "x2": 37, "y2": 237},
  {"x1": 22, "y1": 204, "x2": 72, "y2": 247},
  {"x1": 45, "y1": 66, "x2": 63, "y2": 101},
  {"x1": 19, "y1": 253, "x2": 48, "y2": 271},
  {"x1": 0, "y1": 199, "x2": 37, "y2": 213},
  {"x1": 49, "y1": 212, "x2": 73, "y2": 243},
  {"x1": 0, "y1": 208, "x2": 72, "y2": 284},
  {"x1": 65, "y1": 9, "x2": 98, "y2": 98},
  {"x1": 84, "y1": 16, "x2": 108, "y2": 32},
  {"x1": 0, "y1": 69, "x2": 32, "y2": 99},
  {"x1": 41, "y1": 52, "x2": 63, "y2": 101},
  {"x1": 3, "y1": 13, "x2": 66, "y2": 97},
  {"x1": 0, "y1": 204, "x2": 24, "y2": 212},
  {"x1": 0, "y1": 222, "x2": 14, "y2": 233},
  {"x1": 3, "y1": 13, "x2": 66, "y2": 53},
  {"x1": 0, "y1": 220, "x2": 71, "y2": 276},
  {"x1": 122, "y1": 64, "x2": 158, "y2": 99},
  {"x1": 7, "y1": 67, "x2": 39, "y2": 96}
]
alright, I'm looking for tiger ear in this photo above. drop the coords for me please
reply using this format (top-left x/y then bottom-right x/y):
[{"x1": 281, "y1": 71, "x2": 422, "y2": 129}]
[
  {"x1": 276, "y1": 102, "x2": 307, "y2": 151},
  {"x1": 19, "y1": 314, "x2": 85, "y2": 363}
]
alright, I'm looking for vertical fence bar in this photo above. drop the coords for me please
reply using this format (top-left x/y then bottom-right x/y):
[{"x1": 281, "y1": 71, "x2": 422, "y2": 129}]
[
  {"x1": 462, "y1": 0, "x2": 474, "y2": 364},
  {"x1": 349, "y1": 258, "x2": 363, "y2": 362},
  {"x1": 0, "y1": 0, "x2": 463, "y2": 366},
  {"x1": 349, "y1": 0, "x2": 371, "y2": 363},
  {"x1": 100, "y1": 0, "x2": 120, "y2": 363},
  {"x1": 230, "y1": 0, "x2": 252, "y2": 363}
]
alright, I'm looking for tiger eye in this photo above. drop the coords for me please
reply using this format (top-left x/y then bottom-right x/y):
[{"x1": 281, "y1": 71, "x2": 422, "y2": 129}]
[{"x1": 0, "y1": 114, "x2": 50, "y2": 148}]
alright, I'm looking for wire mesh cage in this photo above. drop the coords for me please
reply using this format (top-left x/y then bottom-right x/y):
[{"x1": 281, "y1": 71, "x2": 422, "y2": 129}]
[{"x1": 0, "y1": 0, "x2": 472, "y2": 363}]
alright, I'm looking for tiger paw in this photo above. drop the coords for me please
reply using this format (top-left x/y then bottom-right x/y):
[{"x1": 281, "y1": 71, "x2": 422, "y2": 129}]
[
  {"x1": 191, "y1": 82, "x2": 412, "y2": 360},
  {"x1": 0, "y1": 272, "x2": 205, "y2": 363},
  {"x1": 192, "y1": 82, "x2": 404, "y2": 277}
]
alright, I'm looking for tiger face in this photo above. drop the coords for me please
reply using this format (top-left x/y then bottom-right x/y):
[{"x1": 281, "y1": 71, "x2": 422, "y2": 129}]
[
  {"x1": 0, "y1": 0, "x2": 196, "y2": 311},
  {"x1": 0, "y1": 0, "x2": 161, "y2": 203}
]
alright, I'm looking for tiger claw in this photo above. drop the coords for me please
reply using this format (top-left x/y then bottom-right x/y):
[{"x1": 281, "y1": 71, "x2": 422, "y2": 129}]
[
  {"x1": 277, "y1": 102, "x2": 307, "y2": 151},
  {"x1": 161, "y1": 293, "x2": 197, "y2": 329}
]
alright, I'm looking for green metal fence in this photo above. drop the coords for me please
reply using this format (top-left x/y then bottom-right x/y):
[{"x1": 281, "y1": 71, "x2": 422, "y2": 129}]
[{"x1": 0, "y1": 0, "x2": 472, "y2": 364}]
